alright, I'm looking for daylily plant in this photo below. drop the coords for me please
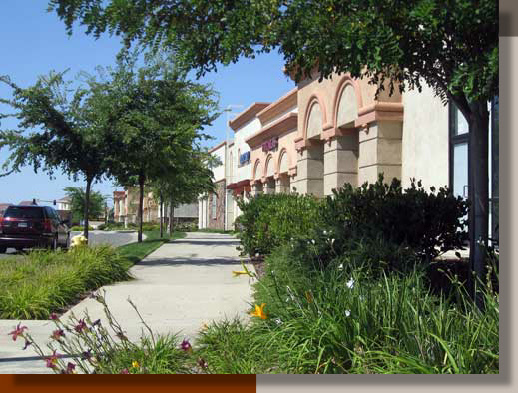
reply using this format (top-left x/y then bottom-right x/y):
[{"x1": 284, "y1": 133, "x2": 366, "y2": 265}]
[{"x1": 250, "y1": 303, "x2": 267, "y2": 320}]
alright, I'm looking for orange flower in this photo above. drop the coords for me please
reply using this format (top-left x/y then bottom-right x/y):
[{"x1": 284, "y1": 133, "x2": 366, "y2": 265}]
[{"x1": 250, "y1": 303, "x2": 267, "y2": 319}]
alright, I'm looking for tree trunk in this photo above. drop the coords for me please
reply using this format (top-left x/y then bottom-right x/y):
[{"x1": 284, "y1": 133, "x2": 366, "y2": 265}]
[
  {"x1": 169, "y1": 196, "x2": 174, "y2": 236},
  {"x1": 84, "y1": 177, "x2": 92, "y2": 242},
  {"x1": 138, "y1": 174, "x2": 145, "y2": 243},
  {"x1": 468, "y1": 100, "x2": 490, "y2": 306},
  {"x1": 160, "y1": 193, "x2": 164, "y2": 239}
]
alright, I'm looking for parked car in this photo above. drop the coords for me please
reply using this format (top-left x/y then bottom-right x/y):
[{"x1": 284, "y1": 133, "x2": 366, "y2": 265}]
[{"x1": 0, "y1": 205, "x2": 70, "y2": 253}]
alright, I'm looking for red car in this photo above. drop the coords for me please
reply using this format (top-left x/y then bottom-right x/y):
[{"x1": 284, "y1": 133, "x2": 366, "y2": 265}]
[{"x1": 0, "y1": 205, "x2": 70, "y2": 253}]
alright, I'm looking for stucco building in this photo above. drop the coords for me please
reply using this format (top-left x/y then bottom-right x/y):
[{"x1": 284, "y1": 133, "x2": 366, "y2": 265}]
[
  {"x1": 199, "y1": 141, "x2": 229, "y2": 230},
  {"x1": 214, "y1": 68, "x2": 498, "y2": 242}
]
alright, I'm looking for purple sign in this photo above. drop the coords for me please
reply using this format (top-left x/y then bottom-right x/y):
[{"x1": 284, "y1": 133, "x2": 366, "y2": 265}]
[{"x1": 261, "y1": 137, "x2": 278, "y2": 152}]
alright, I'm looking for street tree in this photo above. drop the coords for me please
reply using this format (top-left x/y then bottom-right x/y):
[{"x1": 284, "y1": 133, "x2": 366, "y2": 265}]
[
  {"x1": 49, "y1": 0, "x2": 499, "y2": 285},
  {"x1": 0, "y1": 71, "x2": 112, "y2": 240},
  {"x1": 95, "y1": 51, "x2": 220, "y2": 242},
  {"x1": 150, "y1": 148, "x2": 218, "y2": 237},
  {"x1": 64, "y1": 186, "x2": 106, "y2": 224}
]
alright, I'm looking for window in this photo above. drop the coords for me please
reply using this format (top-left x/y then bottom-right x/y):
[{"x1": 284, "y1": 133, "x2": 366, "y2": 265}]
[{"x1": 211, "y1": 193, "x2": 217, "y2": 219}]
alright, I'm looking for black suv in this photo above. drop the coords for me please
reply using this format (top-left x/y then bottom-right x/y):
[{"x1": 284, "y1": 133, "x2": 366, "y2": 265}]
[{"x1": 0, "y1": 205, "x2": 70, "y2": 253}]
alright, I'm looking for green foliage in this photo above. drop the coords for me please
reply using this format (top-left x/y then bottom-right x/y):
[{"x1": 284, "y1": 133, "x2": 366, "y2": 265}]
[
  {"x1": 235, "y1": 193, "x2": 322, "y2": 257},
  {"x1": 198, "y1": 246, "x2": 499, "y2": 374},
  {"x1": 321, "y1": 175, "x2": 468, "y2": 262},
  {"x1": 87, "y1": 50, "x2": 220, "y2": 241},
  {"x1": 0, "y1": 246, "x2": 132, "y2": 319},
  {"x1": 65, "y1": 186, "x2": 106, "y2": 221},
  {"x1": 49, "y1": 0, "x2": 498, "y2": 104}
]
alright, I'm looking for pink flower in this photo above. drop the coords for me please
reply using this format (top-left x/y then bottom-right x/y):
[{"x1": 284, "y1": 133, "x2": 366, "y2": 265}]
[
  {"x1": 74, "y1": 319, "x2": 87, "y2": 333},
  {"x1": 120, "y1": 368, "x2": 130, "y2": 374},
  {"x1": 45, "y1": 350, "x2": 60, "y2": 369},
  {"x1": 50, "y1": 329, "x2": 65, "y2": 340},
  {"x1": 49, "y1": 313, "x2": 59, "y2": 320},
  {"x1": 8, "y1": 323, "x2": 27, "y2": 341},
  {"x1": 63, "y1": 362, "x2": 76, "y2": 374},
  {"x1": 180, "y1": 339, "x2": 192, "y2": 352}
]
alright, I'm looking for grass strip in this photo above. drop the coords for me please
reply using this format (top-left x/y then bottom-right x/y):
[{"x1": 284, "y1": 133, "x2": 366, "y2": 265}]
[{"x1": 117, "y1": 230, "x2": 186, "y2": 264}]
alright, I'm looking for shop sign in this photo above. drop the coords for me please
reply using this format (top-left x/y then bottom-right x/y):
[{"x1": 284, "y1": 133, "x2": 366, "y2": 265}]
[
  {"x1": 261, "y1": 137, "x2": 278, "y2": 152},
  {"x1": 239, "y1": 151, "x2": 250, "y2": 165}
]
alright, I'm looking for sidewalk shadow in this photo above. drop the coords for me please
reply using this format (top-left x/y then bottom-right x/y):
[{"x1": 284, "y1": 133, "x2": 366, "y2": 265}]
[
  {"x1": 166, "y1": 239, "x2": 241, "y2": 247},
  {"x1": 135, "y1": 257, "x2": 243, "y2": 267}
]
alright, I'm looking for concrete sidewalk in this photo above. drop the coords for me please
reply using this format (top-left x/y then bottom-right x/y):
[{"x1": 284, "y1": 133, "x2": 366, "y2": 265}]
[{"x1": 0, "y1": 232, "x2": 252, "y2": 373}]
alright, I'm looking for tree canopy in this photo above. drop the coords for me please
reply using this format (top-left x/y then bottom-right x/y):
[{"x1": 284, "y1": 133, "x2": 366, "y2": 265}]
[
  {"x1": 90, "y1": 51, "x2": 220, "y2": 241},
  {"x1": 64, "y1": 186, "x2": 106, "y2": 222},
  {"x1": 48, "y1": 0, "x2": 498, "y2": 105},
  {"x1": 0, "y1": 71, "x2": 113, "y2": 239}
]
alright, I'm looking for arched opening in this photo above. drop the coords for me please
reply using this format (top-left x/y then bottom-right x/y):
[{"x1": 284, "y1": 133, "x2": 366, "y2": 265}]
[{"x1": 277, "y1": 150, "x2": 290, "y2": 193}]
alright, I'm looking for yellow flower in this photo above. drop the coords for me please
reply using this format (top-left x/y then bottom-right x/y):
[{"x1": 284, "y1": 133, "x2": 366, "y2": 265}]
[
  {"x1": 132, "y1": 360, "x2": 140, "y2": 369},
  {"x1": 250, "y1": 303, "x2": 267, "y2": 320}
]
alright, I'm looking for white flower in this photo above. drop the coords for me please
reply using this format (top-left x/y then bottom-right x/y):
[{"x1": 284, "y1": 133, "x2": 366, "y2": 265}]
[
  {"x1": 338, "y1": 263, "x2": 343, "y2": 270},
  {"x1": 323, "y1": 230, "x2": 327, "y2": 235},
  {"x1": 274, "y1": 318, "x2": 282, "y2": 325},
  {"x1": 344, "y1": 310, "x2": 351, "y2": 317},
  {"x1": 311, "y1": 239, "x2": 315, "y2": 244},
  {"x1": 346, "y1": 279, "x2": 355, "y2": 289}
]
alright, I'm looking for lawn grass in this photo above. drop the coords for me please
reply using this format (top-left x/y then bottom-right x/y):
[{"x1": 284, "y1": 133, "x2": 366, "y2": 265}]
[{"x1": 117, "y1": 230, "x2": 186, "y2": 264}]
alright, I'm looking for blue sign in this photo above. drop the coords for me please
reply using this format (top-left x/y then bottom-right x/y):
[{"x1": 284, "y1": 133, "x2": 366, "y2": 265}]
[{"x1": 239, "y1": 151, "x2": 250, "y2": 165}]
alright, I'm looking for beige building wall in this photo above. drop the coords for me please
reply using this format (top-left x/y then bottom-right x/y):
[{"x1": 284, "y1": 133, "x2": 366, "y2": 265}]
[
  {"x1": 295, "y1": 70, "x2": 403, "y2": 196},
  {"x1": 401, "y1": 82, "x2": 449, "y2": 189}
]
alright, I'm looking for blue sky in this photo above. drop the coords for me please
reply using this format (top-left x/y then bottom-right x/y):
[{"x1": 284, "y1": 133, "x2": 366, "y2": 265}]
[{"x1": 0, "y1": 2, "x2": 294, "y2": 206}]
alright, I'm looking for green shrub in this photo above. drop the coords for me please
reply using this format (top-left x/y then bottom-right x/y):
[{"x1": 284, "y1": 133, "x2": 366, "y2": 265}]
[
  {"x1": 235, "y1": 193, "x2": 322, "y2": 257},
  {"x1": 321, "y1": 175, "x2": 468, "y2": 262}
]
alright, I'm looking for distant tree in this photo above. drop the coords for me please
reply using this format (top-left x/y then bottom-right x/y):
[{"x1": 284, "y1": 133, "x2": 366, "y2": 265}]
[
  {"x1": 151, "y1": 148, "x2": 219, "y2": 236},
  {"x1": 49, "y1": 0, "x2": 498, "y2": 286},
  {"x1": 0, "y1": 71, "x2": 112, "y2": 240},
  {"x1": 92, "y1": 51, "x2": 220, "y2": 242},
  {"x1": 64, "y1": 186, "x2": 106, "y2": 223}
]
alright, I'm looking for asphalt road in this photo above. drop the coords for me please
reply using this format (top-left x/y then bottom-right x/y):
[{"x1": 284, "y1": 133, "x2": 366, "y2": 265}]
[{"x1": 0, "y1": 230, "x2": 142, "y2": 258}]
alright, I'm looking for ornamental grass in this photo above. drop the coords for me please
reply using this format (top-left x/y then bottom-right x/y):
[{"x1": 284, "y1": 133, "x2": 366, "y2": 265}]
[{"x1": 0, "y1": 245, "x2": 132, "y2": 319}]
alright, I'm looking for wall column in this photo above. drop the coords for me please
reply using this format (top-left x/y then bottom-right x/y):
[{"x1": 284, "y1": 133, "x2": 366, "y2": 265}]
[
  {"x1": 295, "y1": 143, "x2": 324, "y2": 197},
  {"x1": 263, "y1": 178, "x2": 275, "y2": 194},
  {"x1": 275, "y1": 174, "x2": 290, "y2": 193},
  {"x1": 358, "y1": 121, "x2": 403, "y2": 184},
  {"x1": 323, "y1": 132, "x2": 359, "y2": 195},
  {"x1": 250, "y1": 182, "x2": 263, "y2": 197}
]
